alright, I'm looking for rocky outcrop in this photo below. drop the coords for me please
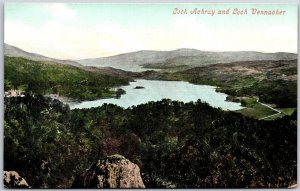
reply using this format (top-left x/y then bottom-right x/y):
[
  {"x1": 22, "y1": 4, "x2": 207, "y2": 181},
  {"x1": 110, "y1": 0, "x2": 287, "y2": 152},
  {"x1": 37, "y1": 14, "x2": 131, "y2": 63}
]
[
  {"x1": 3, "y1": 171, "x2": 30, "y2": 188},
  {"x1": 288, "y1": 184, "x2": 297, "y2": 188},
  {"x1": 72, "y1": 154, "x2": 145, "y2": 188}
]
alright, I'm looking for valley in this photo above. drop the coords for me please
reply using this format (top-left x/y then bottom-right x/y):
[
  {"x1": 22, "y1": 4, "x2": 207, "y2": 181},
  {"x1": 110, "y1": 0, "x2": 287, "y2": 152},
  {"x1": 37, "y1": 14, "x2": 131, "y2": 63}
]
[
  {"x1": 3, "y1": 2, "x2": 298, "y2": 189},
  {"x1": 3, "y1": 44, "x2": 298, "y2": 188}
]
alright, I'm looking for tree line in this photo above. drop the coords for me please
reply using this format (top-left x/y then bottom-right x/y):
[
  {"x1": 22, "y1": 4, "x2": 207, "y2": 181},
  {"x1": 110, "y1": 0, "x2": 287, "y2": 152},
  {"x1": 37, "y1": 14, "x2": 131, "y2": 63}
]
[{"x1": 4, "y1": 95, "x2": 297, "y2": 188}]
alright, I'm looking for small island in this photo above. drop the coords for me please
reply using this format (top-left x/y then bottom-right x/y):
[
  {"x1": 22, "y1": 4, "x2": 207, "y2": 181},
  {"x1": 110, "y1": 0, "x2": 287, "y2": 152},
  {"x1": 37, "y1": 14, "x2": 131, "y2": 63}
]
[
  {"x1": 116, "y1": 88, "x2": 126, "y2": 98},
  {"x1": 134, "y1": 86, "x2": 145, "y2": 89}
]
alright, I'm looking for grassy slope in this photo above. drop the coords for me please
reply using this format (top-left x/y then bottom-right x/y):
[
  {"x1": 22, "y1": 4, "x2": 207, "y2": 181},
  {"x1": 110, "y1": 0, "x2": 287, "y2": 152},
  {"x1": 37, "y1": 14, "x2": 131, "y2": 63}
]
[
  {"x1": 237, "y1": 97, "x2": 277, "y2": 119},
  {"x1": 4, "y1": 56, "x2": 131, "y2": 100},
  {"x1": 264, "y1": 108, "x2": 297, "y2": 120}
]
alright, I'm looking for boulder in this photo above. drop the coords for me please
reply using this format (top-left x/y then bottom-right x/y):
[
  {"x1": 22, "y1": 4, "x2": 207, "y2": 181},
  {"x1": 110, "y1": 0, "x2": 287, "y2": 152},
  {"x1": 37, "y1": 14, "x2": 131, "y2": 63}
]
[
  {"x1": 72, "y1": 154, "x2": 145, "y2": 188},
  {"x1": 288, "y1": 184, "x2": 297, "y2": 188},
  {"x1": 3, "y1": 171, "x2": 30, "y2": 188}
]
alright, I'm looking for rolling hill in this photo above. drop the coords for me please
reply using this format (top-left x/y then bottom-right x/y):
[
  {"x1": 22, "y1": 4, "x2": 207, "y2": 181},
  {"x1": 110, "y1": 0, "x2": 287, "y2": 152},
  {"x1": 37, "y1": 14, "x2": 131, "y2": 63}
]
[
  {"x1": 4, "y1": 43, "x2": 82, "y2": 67},
  {"x1": 77, "y1": 49, "x2": 297, "y2": 71},
  {"x1": 5, "y1": 44, "x2": 297, "y2": 72}
]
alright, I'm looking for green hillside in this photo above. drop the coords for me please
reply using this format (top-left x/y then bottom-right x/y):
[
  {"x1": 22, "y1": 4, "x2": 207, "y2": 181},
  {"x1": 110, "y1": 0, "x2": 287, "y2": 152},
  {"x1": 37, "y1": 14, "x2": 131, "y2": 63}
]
[{"x1": 4, "y1": 56, "x2": 130, "y2": 100}]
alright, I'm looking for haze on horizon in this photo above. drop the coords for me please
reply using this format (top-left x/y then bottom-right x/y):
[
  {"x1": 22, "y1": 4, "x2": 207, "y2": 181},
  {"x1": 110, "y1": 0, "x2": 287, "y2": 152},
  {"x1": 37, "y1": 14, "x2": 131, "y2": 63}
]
[{"x1": 5, "y1": 3, "x2": 298, "y2": 60}]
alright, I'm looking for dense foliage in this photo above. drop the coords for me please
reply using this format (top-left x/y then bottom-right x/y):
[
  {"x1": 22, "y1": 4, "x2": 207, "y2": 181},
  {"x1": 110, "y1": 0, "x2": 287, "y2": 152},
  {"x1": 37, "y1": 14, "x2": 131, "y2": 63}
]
[
  {"x1": 4, "y1": 56, "x2": 130, "y2": 100},
  {"x1": 4, "y1": 96, "x2": 297, "y2": 188}
]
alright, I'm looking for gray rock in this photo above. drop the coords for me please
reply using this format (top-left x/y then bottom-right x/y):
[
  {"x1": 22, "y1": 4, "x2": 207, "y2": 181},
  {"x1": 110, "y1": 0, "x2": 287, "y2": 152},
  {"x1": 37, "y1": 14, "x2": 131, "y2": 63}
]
[
  {"x1": 3, "y1": 171, "x2": 30, "y2": 188},
  {"x1": 72, "y1": 154, "x2": 145, "y2": 188}
]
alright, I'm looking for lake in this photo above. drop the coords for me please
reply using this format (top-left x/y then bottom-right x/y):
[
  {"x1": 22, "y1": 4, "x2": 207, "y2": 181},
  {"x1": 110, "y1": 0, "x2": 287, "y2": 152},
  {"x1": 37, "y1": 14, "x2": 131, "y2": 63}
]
[{"x1": 68, "y1": 80, "x2": 244, "y2": 110}]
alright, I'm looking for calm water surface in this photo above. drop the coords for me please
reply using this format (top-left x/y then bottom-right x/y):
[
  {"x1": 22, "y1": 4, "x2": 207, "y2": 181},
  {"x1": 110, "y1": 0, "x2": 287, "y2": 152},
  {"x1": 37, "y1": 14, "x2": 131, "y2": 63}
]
[{"x1": 69, "y1": 80, "x2": 244, "y2": 110}]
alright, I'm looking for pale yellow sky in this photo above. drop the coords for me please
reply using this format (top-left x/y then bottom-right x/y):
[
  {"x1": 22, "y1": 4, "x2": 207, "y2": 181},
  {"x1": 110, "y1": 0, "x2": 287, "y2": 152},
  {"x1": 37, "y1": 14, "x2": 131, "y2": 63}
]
[{"x1": 5, "y1": 3, "x2": 298, "y2": 60}]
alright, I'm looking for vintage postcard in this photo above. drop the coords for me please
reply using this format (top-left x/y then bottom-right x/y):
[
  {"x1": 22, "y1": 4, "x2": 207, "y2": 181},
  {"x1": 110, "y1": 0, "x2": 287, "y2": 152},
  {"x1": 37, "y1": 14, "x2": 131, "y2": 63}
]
[{"x1": 3, "y1": 3, "x2": 297, "y2": 188}]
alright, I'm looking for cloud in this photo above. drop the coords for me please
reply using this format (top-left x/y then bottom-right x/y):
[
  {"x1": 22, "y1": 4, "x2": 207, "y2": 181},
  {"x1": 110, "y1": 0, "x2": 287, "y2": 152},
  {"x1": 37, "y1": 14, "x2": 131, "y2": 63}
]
[{"x1": 43, "y1": 3, "x2": 77, "y2": 19}]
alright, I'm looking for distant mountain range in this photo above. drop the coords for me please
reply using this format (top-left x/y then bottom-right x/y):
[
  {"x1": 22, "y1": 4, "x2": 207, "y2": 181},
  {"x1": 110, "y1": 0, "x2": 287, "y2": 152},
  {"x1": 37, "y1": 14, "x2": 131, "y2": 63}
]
[
  {"x1": 4, "y1": 43, "x2": 81, "y2": 67},
  {"x1": 77, "y1": 48, "x2": 297, "y2": 70},
  {"x1": 4, "y1": 43, "x2": 297, "y2": 71}
]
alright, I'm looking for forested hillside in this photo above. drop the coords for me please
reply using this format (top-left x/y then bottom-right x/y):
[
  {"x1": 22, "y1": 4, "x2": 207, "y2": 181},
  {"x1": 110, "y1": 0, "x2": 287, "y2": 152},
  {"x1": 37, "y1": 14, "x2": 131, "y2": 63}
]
[
  {"x1": 4, "y1": 96, "x2": 297, "y2": 188},
  {"x1": 4, "y1": 56, "x2": 130, "y2": 100}
]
